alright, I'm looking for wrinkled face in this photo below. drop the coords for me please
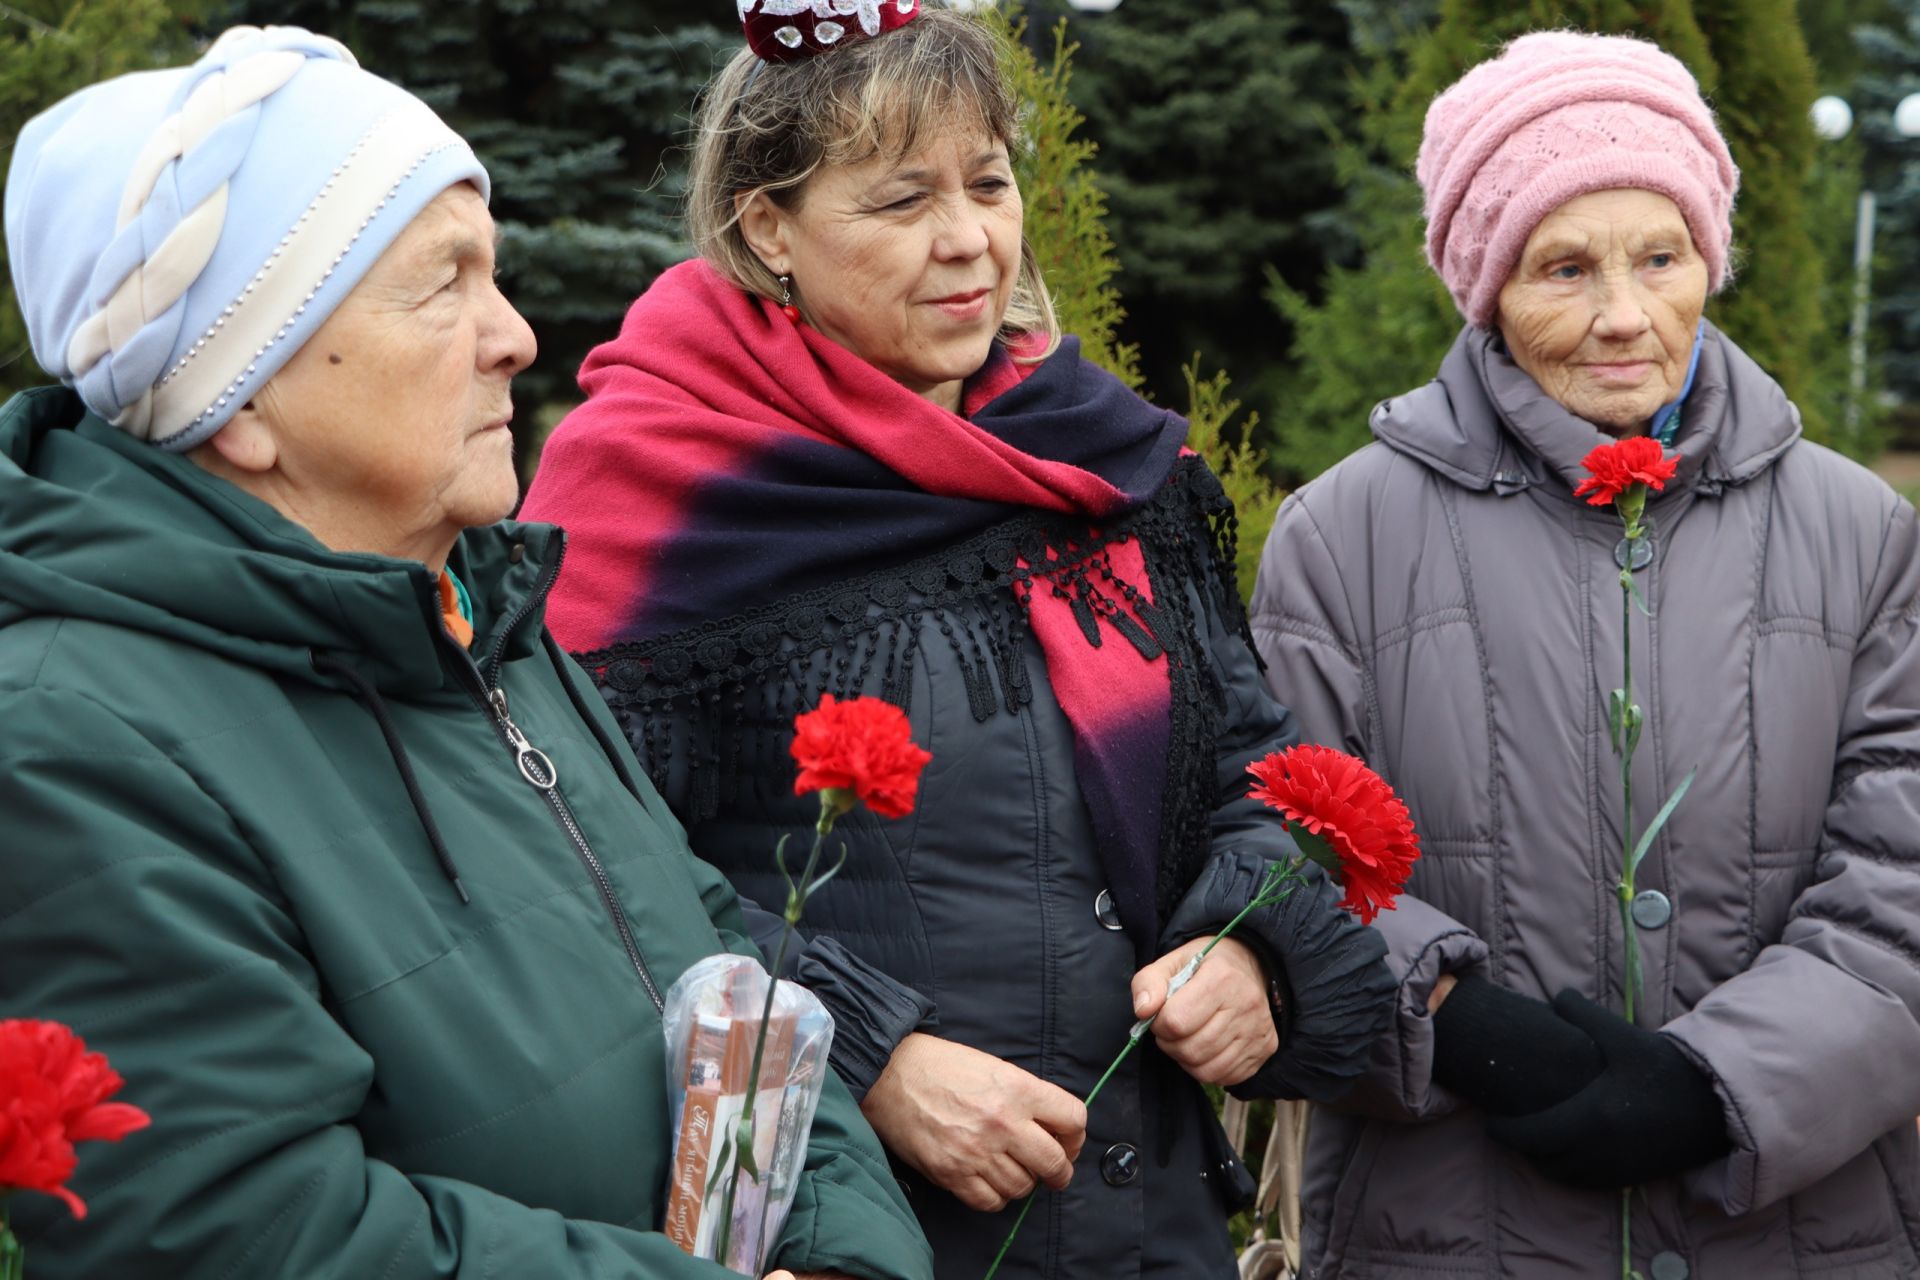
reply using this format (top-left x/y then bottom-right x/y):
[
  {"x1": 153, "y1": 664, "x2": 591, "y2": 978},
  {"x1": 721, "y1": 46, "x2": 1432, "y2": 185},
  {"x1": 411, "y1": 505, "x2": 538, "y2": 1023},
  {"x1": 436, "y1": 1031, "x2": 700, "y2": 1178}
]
[
  {"x1": 1495, "y1": 188, "x2": 1710, "y2": 435},
  {"x1": 244, "y1": 184, "x2": 536, "y2": 561},
  {"x1": 744, "y1": 129, "x2": 1023, "y2": 412}
]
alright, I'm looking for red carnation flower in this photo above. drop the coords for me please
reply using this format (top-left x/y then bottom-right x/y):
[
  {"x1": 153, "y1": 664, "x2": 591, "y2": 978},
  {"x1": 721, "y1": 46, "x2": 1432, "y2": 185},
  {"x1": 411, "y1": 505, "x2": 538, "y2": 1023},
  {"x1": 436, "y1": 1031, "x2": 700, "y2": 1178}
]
[
  {"x1": 0, "y1": 1020, "x2": 149, "y2": 1219},
  {"x1": 791, "y1": 694, "x2": 932, "y2": 820},
  {"x1": 1573, "y1": 437, "x2": 1679, "y2": 507},
  {"x1": 1246, "y1": 745, "x2": 1420, "y2": 925}
]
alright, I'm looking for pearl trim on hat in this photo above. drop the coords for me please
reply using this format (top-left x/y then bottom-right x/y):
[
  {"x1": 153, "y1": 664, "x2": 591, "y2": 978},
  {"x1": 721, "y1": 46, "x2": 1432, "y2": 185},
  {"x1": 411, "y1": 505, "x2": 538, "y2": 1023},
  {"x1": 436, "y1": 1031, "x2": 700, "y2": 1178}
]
[
  {"x1": 155, "y1": 129, "x2": 380, "y2": 391},
  {"x1": 63, "y1": 45, "x2": 317, "y2": 439}
]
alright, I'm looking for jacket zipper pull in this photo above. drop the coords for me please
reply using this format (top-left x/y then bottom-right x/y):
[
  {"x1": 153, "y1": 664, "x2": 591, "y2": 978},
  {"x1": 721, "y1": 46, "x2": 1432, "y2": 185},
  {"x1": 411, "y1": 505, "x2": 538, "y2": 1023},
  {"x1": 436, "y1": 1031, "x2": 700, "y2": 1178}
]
[{"x1": 489, "y1": 688, "x2": 559, "y2": 790}]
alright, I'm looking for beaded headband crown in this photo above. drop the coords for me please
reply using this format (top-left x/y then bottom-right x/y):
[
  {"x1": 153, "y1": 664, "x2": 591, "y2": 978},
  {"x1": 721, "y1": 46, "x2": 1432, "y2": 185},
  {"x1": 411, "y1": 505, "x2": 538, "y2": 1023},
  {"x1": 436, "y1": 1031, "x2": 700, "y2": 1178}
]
[{"x1": 739, "y1": 0, "x2": 922, "y2": 64}]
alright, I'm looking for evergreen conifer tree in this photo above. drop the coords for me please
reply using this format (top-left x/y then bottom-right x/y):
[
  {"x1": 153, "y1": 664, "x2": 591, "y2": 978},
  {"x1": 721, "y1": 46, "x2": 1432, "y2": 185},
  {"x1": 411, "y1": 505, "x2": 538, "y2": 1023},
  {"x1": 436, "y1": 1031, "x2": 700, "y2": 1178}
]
[
  {"x1": 1271, "y1": 0, "x2": 1849, "y2": 482},
  {"x1": 985, "y1": 7, "x2": 1139, "y2": 388},
  {"x1": 987, "y1": 3, "x2": 1280, "y2": 600},
  {"x1": 1027, "y1": 0, "x2": 1356, "y2": 413},
  {"x1": 1852, "y1": 7, "x2": 1920, "y2": 410},
  {"x1": 1691, "y1": 0, "x2": 1833, "y2": 440},
  {"x1": 0, "y1": 0, "x2": 217, "y2": 399},
  {"x1": 219, "y1": 0, "x2": 729, "y2": 447}
]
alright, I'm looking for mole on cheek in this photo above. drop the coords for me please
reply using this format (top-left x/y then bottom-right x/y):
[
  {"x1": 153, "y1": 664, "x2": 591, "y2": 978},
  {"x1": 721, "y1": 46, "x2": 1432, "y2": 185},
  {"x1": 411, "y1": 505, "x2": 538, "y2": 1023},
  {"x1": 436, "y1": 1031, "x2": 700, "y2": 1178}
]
[{"x1": 328, "y1": 353, "x2": 344, "y2": 366}]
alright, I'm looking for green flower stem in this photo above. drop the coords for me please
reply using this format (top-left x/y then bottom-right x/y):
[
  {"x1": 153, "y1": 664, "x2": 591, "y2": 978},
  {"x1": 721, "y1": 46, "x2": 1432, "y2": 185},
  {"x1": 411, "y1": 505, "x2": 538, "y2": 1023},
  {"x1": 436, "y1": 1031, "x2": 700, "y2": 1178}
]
[
  {"x1": 1, "y1": 1195, "x2": 20, "y2": 1280},
  {"x1": 1617, "y1": 542, "x2": 1641, "y2": 1026},
  {"x1": 713, "y1": 794, "x2": 838, "y2": 1269},
  {"x1": 1622, "y1": 1188, "x2": 1635, "y2": 1280},
  {"x1": 1613, "y1": 486, "x2": 1649, "y2": 1280},
  {"x1": 981, "y1": 1192, "x2": 1036, "y2": 1280},
  {"x1": 982, "y1": 857, "x2": 1307, "y2": 1279}
]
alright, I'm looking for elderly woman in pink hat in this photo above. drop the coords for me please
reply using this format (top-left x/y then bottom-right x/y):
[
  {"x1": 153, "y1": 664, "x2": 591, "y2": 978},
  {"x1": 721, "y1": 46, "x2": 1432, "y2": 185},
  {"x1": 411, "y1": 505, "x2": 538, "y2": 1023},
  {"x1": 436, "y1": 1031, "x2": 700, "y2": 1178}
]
[{"x1": 1252, "y1": 31, "x2": 1920, "y2": 1280}]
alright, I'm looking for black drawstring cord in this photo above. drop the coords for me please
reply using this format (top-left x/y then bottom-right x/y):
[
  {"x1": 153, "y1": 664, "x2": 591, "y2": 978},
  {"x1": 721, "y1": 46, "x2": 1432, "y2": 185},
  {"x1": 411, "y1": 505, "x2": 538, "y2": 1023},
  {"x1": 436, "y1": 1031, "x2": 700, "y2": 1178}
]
[
  {"x1": 310, "y1": 652, "x2": 471, "y2": 906},
  {"x1": 541, "y1": 631, "x2": 651, "y2": 809}
]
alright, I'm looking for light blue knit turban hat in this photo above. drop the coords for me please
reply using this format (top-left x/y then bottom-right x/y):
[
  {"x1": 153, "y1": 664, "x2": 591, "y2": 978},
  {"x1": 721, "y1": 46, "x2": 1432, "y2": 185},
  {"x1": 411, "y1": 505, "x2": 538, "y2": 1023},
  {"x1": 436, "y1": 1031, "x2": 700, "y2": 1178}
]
[{"x1": 5, "y1": 25, "x2": 488, "y2": 451}]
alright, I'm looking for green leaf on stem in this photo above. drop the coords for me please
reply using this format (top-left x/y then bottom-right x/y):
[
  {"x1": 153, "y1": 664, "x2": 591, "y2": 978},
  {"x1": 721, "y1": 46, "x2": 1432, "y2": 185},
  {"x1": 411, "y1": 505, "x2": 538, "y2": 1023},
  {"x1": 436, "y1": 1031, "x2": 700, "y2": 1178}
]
[
  {"x1": 1628, "y1": 767, "x2": 1697, "y2": 877},
  {"x1": 735, "y1": 1121, "x2": 759, "y2": 1179},
  {"x1": 1619, "y1": 892, "x2": 1644, "y2": 1016},
  {"x1": 775, "y1": 833, "x2": 798, "y2": 895},
  {"x1": 1289, "y1": 825, "x2": 1342, "y2": 880},
  {"x1": 1249, "y1": 856, "x2": 1305, "y2": 908},
  {"x1": 1626, "y1": 574, "x2": 1653, "y2": 618},
  {"x1": 706, "y1": 1128, "x2": 738, "y2": 1199},
  {"x1": 1624, "y1": 704, "x2": 1643, "y2": 758},
  {"x1": 1607, "y1": 688, "x2": 1628, "y2": 754},
  {"x1": 800, "y1": 842, "x2": 850, "y2": 904}
]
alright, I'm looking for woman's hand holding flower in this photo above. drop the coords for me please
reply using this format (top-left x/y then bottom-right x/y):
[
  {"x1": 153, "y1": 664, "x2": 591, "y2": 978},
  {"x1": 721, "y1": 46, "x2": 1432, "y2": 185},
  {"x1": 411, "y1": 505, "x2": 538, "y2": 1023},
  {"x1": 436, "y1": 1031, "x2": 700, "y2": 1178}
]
[
  {"x1": 1131, "y1": 935, "x2": 1279, "y2": 1087},
  {"x1": 859, "y1": 1032, "x2": 1087, "y2": 1213}
]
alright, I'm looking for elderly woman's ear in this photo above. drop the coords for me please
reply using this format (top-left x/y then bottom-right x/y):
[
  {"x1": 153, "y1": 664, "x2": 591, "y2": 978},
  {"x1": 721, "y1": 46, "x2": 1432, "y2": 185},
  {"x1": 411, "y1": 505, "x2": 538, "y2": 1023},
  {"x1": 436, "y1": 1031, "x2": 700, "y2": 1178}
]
[
  {"x1": 193, "y1": 407, "x2": 277, "y2": 477},
  {"x1": 734, "y1": 190, "x2": 792, "y2": 278}
]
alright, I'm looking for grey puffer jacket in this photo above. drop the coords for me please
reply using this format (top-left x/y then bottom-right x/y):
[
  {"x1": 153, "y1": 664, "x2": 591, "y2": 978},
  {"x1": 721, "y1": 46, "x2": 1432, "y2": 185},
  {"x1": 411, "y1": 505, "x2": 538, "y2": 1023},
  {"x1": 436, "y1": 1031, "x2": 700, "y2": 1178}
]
[{"x1": 1252, "y1": 323, "x2": 1920, "y2": 1279}]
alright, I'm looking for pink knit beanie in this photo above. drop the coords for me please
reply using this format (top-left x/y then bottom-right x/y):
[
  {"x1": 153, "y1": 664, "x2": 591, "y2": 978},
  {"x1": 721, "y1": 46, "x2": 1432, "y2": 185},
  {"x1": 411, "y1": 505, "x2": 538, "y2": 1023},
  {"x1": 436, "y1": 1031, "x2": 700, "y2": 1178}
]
[{"x1": 1417, "y1": 31, "x2": 1740, "y2": 328}]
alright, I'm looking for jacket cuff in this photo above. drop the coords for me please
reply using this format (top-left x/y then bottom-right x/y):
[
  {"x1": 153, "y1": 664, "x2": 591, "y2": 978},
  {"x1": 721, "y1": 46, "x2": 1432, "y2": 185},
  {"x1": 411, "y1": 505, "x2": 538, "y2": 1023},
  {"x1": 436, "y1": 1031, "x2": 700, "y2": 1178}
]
[
  {"x1": 794, "y1": 935, "x2": 935, "y2": 1103},
  {"x1": 1334, "y1": 908, "x2": 1488, "y2": 1121},
  {"x1": 1162, "y1": 846, "x2": 1395, "y2": 1103}
]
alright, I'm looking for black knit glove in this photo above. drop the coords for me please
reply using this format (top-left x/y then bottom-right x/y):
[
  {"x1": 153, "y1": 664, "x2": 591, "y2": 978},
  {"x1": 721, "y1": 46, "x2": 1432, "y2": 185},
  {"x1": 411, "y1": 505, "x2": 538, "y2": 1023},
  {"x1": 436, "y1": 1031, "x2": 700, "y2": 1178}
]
[
  {"x1": 1430, "y1": 975, "x2": 1605, "y2": 1115},
  {"x1": 1486, "y1": 989, "x2": 1732, "y2": 1189}
]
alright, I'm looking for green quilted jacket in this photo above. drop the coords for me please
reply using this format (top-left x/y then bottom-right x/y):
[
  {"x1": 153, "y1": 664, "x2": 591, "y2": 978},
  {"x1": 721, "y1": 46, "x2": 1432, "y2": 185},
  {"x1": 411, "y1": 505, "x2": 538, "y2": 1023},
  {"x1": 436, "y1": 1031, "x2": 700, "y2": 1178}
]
[{"x1": 0, "y1": 387, "x2": 932, "y2": 1280}]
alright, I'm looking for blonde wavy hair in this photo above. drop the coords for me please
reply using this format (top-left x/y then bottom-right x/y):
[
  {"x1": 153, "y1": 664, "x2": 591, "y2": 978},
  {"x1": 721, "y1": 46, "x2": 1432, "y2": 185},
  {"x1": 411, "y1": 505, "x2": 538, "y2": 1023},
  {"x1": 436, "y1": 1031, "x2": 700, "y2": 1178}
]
[{"x1": 686, "y1": 8, "x2": 1060, "y2": 357}]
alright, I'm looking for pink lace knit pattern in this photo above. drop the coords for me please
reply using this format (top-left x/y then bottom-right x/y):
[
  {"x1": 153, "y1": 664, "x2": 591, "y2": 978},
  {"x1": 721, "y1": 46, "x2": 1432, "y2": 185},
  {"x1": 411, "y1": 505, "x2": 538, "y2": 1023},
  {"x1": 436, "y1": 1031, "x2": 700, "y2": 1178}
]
[{"x1": 1416, "y1": 31, "x2": 1740, "y2": 328}]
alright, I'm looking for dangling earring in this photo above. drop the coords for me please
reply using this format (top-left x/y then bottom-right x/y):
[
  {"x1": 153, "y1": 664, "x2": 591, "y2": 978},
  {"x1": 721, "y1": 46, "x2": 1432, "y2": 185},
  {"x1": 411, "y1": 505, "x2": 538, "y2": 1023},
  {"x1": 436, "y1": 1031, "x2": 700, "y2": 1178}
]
[{"x1": 778, "y1": 274, "x2": 800, "y2": 323}]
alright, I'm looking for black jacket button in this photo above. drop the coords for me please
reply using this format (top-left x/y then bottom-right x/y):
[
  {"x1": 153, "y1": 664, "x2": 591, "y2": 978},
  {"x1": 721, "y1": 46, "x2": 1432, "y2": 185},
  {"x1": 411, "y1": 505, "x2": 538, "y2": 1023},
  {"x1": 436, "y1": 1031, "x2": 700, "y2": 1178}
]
[
  {"x1": 1101, "y1": 1142, "x2": 1139, "y2": 1187},
  {"x1": 1094, "y1": 889, "x2": 1124, "y2": 931}
]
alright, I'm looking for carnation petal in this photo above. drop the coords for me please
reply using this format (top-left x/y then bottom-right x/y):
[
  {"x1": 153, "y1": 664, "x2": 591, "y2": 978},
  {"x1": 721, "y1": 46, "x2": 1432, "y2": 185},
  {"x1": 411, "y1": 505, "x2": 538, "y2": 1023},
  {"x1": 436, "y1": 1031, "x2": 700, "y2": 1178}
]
[{"x1": 65, "y1": 1101, "x2": 150, "y2": 1144}]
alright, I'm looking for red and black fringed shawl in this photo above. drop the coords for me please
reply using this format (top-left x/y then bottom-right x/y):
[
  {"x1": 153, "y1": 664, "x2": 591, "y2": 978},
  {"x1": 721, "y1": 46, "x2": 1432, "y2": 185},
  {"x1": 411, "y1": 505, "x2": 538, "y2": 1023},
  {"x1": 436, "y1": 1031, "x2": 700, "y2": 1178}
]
[{"x1": 520, "y1": 261, "x2": 1251, "y2": 944}]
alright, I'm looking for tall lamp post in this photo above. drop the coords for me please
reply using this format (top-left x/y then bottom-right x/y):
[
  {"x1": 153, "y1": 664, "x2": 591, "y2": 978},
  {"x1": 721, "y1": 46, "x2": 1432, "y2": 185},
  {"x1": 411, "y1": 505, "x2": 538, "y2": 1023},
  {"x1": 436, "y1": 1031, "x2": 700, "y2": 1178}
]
[{"x1": 1812, "y1": 92, "x2": 1920, "y2": 437}]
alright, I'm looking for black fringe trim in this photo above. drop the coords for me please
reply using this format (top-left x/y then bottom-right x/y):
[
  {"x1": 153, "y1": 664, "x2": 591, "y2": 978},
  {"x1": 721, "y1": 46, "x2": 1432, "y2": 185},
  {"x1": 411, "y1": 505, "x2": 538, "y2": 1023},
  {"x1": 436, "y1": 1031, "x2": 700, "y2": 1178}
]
[{"x1": 576, "y1": 456, "x2": 1250, "y2": 921}]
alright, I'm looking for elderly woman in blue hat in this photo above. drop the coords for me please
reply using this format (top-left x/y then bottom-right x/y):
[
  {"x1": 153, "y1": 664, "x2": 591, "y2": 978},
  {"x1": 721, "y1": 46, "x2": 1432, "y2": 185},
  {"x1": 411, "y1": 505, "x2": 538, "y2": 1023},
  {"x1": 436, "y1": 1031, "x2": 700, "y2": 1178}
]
[{"x1": 0, "y1": 26, "x2": 929, "y2": 1280}]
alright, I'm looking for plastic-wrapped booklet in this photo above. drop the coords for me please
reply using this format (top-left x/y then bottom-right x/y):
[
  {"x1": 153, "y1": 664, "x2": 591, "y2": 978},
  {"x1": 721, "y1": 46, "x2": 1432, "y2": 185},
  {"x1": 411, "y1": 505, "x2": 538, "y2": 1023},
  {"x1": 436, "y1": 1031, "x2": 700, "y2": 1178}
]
[{"x1": 663, "y1": 953, "x2": 834, "y2": 1274}]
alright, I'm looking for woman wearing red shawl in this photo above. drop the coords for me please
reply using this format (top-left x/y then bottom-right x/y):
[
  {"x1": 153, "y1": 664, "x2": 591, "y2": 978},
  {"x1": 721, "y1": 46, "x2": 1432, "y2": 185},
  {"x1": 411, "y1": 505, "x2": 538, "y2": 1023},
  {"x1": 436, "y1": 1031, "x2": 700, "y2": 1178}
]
[{"x1": 519, "y1": 7, "x2": 1394, "y2": 1276}]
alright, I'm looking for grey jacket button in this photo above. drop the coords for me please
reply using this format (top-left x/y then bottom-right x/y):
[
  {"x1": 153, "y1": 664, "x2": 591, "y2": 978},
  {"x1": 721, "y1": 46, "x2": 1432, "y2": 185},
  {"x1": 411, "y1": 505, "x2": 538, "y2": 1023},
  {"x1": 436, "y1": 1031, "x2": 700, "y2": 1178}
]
[
  {"x1": 1101, "y1": 1142, "x2": 1140, "y2": 1187},
  {"x1": 1650, "y1": 1250, "x2": 1689, "y2": 1280},
  {"x1": 1632, "y1": 889, "x2": 1673, "y2": 930},
  {"x1": 1094, "y1": 889, "x2": 1124, "y2": 931},
  {"x1": 1616, "y1": 536, "x2": 1655, "y2": 571}
]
